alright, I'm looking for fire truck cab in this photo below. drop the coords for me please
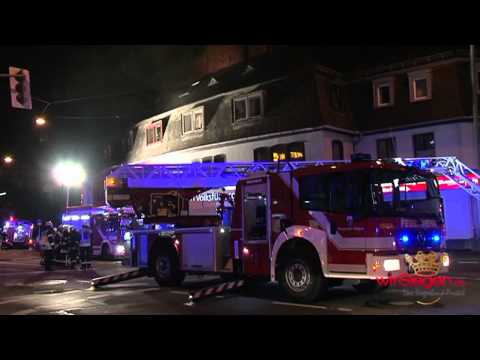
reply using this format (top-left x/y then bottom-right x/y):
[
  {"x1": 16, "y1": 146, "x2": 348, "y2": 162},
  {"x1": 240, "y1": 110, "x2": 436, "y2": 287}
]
[{"x1": 107, "y1": 159, "x2": 450, "y2": 303}]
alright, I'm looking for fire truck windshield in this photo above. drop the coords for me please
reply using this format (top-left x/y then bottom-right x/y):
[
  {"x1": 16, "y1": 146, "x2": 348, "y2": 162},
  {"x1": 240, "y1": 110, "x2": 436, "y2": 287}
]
[
  {"x1": 299, "y1": 168, "x2": 443, "y2": 221},
  {"x1": 369, "y1": 169, "x2": 442, "y2": 220}
]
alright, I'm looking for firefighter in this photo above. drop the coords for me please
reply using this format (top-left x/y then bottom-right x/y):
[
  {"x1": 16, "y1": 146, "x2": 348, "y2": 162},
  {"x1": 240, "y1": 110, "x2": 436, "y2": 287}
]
[
  {"x1": 80, "y1": 224, "x2": 92, "y2": 270},
  {"x1": 40, "y1": 221, "x2": 55, "y2": 271},
  {"x1": 68, "y1": 227, "x2": 81, "y2": 268}
]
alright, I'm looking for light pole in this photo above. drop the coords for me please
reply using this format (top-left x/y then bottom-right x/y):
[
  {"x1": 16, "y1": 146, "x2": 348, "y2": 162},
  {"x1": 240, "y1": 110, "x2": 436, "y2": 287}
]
[
  {"x1": 470, "y1": 45, "x2": 479, "y2": 168},
  {"x1": 52, "y1": 161, "x2": 86, "y2": 208}
]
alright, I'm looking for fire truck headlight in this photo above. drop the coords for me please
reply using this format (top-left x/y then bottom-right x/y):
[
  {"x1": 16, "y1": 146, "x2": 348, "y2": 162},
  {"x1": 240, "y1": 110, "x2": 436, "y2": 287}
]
[
  {"x1": 441, "y1": 254, "x2": 450, "y2": 267},
  {"x1": 383, "y1": 259, "x2": 400, "y2": 272},
  {"x1": 115, "y1": 245, "x2": 126, "y2": 256}
]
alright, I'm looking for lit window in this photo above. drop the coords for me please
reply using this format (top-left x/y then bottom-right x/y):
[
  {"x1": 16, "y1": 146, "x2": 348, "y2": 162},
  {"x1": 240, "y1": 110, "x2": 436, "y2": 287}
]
[
  {"x1": 146, "y1": 120, "x2": 162, "y2": 146},
  {"x1": 233, "y1": 92, "x2": 264, "y2": 123},
  {"x1": 288, "y1": 142, "x2": 305, "y2": 161},
  {"x1": 271, "y1": 144, "x2": 287, "y2": 162},
  {"x1": 373, "y1": 77, "x2": 394, "y2": 108},
  {"x1": 182, "y1": 107, "x2": 204, "y2": 135},
  {"x1": 408, "y1": 69, "x2": 432, "y2": 102}
]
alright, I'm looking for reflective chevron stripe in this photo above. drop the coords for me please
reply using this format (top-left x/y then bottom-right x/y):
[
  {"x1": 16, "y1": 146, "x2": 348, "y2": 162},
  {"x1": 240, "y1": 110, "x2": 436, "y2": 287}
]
[
  {"x1": 91, "y1": 269, "x2": 146, "y2": 288},
  {"x1": 188, "y1": 279, "x2": 245, "y2": 303}
]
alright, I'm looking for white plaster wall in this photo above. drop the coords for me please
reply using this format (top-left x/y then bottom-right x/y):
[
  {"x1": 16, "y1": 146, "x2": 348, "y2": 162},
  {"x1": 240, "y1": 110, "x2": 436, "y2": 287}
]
[
  {"x1": 133, "y1": 129, "x2": 354, "y2": 164},
  {"x1": 356, "y1": 121, "x2": 474, "y2": 167}
]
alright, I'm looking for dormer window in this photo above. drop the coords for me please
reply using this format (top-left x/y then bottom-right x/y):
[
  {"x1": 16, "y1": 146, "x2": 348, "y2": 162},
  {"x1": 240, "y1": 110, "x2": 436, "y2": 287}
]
[
  {"x1": 373, "y1": 77, "x2": 394, "y2": 108},
  {"x1": 408, "y1": 69, "x2": 432, "y2": 102},
  {"x1": 146, "y1": 120, "x2": 162, "y2": 146},
  {"x1": 182, "y1": 107, "x2": 204, "y2": 135},
  {"x1": 233, "y1": 91, "x2": 264, "y2": 123}
]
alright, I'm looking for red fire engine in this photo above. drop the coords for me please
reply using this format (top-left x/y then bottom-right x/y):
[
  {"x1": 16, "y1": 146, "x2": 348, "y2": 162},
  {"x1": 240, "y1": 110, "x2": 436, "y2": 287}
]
[{"x1": 104, "y1": 157, "x2": 450, "y2": 302}]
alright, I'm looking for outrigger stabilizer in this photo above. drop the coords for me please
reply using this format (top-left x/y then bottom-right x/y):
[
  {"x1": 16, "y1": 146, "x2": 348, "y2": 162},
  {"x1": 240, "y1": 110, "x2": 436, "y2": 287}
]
[
  {"x1": 184, "y1": 279, "x2": 245, "y2": 306},
  {"x1": 90, "y1": 268, "x2": 147, "y2": 289}
]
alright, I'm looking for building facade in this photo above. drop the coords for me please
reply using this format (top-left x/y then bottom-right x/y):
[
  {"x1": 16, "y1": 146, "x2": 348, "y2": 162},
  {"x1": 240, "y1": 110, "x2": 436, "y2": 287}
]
[{"x1": 125, "y1": 48, "x2": 480, "y2": 250}]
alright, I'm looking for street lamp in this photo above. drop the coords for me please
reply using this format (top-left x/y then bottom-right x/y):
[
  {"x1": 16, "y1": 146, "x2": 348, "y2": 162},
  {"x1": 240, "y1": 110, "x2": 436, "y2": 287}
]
[
  {"x1": 52, "y1": 161, "x2": 86, "y2": 208},
  {"x1": 35, "y1": 116, "x2": 47, "y2": 127},
  {"x1": 3, "y1": 155, "x2": 13, "y2": 165}
]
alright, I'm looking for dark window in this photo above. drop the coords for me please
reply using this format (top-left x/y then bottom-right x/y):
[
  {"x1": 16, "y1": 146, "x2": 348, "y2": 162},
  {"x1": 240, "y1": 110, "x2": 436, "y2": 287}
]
[
  {"x1": 329, "y1": 174, "x2": 363, "y2": 213},
  {"x1": 330, "y1": 84, "x2": 346, "y2": 112},
  {"x1": 287, "y1": 142, "x2": 305, "y2": 161},
  {"x1": 233, "y1": 99, "x2": 247, "y2": 121},
  {"x1": 202, "y1": 156, "x2": 213, "y2": 163},
  {"x1": 155, "y1": 125, "x2": 162, "y2": 142},
  {"x1": 244, "y1": 192, "x2": 267, "y2": 241},
  {"x1": 248, "y1": 96, "x2": 262, "y2": 117},
  {"x1": 414, "y1": 78, "x2": 428, "y2": 98},
  {"x1": 413, "y1": 133, "x2": 435, "y2": 157},
  {"x1": 192, "y1": 159, "x2": 201, "y2": 163},
  {"x1": 213, "y1": 154, "x2": 226, "y2": 163},
  {"x1": 271, "y1": 144, "x2": 287, "y2": 162},
  {"x1": 299, "y1": 175, "x2": 329, "y2": 211},
  {"x1": 378, "y1": 85, "x2": 391, "y2": 105},
  {"x1": 376, "y1": 138, "x2": 396, "y2": 158},
  {"x1": 254, "y1": 147, "x2": 271, "y2": 161},
  {"x1": 332, "y1": 140, "x2": 344, "y2": 160},
  {"x1": 183, "y1": 114, "x2": 192, "y2": 133},
  {"x1": 194, "y1": 111, "x2": 203, "y2": 130}
]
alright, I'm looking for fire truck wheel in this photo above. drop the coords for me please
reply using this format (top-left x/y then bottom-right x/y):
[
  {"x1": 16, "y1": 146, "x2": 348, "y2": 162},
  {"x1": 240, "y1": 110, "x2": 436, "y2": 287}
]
[
  {"x1": 152, "y1": 249, "x2": 185, "y2": 287},
  {"x1": 279, "y1": 255, "x2": 327, "y2": 303}
]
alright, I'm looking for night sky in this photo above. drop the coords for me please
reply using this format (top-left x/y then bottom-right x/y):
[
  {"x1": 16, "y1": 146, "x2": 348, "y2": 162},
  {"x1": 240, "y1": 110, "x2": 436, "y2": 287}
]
[{"x1": 0, "y1": 45, "x2": 464, "y2": 222}]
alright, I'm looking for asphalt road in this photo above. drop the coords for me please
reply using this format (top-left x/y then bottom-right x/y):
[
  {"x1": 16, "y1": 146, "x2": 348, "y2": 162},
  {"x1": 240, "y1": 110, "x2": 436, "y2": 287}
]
[{"x1": 1, "y1": 249, "x2": 480, "y2": 315}]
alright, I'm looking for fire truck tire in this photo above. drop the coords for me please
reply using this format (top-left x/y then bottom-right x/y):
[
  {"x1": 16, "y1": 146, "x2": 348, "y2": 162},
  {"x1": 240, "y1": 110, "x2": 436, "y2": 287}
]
[
  {"x1": 279, "y1": 254, "x2": 327, "y2": 303},
  {"x1": 152, "y1": 249, "x2": 185, "y2": 287}
]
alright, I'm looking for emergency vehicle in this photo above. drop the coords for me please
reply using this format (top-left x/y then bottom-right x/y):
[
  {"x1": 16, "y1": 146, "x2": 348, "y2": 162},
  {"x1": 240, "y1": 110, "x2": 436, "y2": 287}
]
[
  {"x1": 2, "y1": 217, "x2": 34, "y2": 249},
  {"x1": 104, "y1": 156, "x2": 452, "y2": 302},
  {"x1": 61, "y1": 206, "x2": 135, "y2": 259}
]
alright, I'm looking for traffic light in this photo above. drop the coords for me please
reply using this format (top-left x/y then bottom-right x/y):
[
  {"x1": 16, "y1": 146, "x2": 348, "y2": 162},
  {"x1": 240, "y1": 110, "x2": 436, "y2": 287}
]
[{"x1": 9, "y1": 66, "x2": 32, "y2": 110}]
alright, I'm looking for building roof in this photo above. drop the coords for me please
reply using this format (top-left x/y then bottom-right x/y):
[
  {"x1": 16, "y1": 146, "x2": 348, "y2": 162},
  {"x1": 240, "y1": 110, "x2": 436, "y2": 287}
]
[{"x1": 153, "y1": 51, "x2": 318, "y2": 114}]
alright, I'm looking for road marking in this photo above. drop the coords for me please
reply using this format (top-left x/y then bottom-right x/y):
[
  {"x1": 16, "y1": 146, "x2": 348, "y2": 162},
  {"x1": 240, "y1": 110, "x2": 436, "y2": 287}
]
[
  {"x1": 272, "y1": 301, "x2": 328, "y2": 310},
  {"x1": 337, "y1": 307, "x2": 353, "y2": 312},
  {"x1": 216, "y1": 295, "x2": 224, "y2": 298},
  {"x1": 170, "y1": 290, "x2": 189, "y2": 295},
  {"x1": 458, "y1": 261, "x2": 480, "y2": 264}
]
